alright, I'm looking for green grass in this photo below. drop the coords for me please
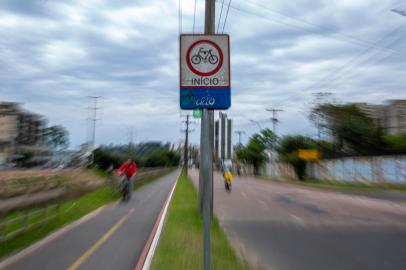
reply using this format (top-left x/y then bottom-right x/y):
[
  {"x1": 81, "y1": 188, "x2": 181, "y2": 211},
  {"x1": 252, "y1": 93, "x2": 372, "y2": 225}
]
[
  {"x1": 0, "y1": 168, "x2": 176, "y2": 259},
  {"x1": 151, "y1": 173, "x2": 248, "y2": 270},
  {"x1": 0, "y1": 186, "x2": 119, "y2": 258}
]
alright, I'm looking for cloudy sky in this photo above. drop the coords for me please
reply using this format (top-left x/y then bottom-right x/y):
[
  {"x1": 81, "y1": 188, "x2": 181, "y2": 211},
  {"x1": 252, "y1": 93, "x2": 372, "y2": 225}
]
[{"x1": 1, "y1": 0, "x2": 405, "y2": 148}]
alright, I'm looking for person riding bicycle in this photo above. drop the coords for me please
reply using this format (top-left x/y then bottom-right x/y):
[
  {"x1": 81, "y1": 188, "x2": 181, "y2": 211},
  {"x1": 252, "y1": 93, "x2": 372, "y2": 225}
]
[
  {"x1": 223, "y1": 169, "x2": 233, "y2": 192},
  {"x1": 116, "y1": 159, "x2": 137, "y2": 201}
]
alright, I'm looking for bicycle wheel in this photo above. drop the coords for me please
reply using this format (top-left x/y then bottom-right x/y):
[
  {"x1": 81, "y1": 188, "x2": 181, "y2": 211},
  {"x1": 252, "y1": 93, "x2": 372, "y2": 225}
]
[
  {"x1": 191, "y1": 55, "x2": 201, "y2": 64},
  {"x1": 208, "y1": 55, "x2": 218, "y2": 64}
]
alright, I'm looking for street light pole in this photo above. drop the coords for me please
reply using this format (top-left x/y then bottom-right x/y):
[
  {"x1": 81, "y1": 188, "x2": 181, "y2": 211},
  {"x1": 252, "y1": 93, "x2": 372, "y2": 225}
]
[{"x1": 249, "y1": 119, "x2": 262, "y2": 131}]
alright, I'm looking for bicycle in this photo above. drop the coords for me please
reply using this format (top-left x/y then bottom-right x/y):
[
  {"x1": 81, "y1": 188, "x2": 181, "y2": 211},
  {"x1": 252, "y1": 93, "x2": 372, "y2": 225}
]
[{"x1": 191, "y1": 47, "x2": 218, "y2": 65}]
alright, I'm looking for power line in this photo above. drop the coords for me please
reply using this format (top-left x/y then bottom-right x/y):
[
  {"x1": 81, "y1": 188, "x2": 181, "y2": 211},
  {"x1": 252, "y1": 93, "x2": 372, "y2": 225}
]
[
  {"x1": 216, "y1": 0, "x2": 225, "y2": 33},
  {"x1": 221, "y1": 0, "x2": 232, "y2": 33},
  {"x1": 217, "y1": 0, "x2": 406, "y2": 56},
  {"x1": 243, "y1": 0, "x2": 406, "y2": 56},
  {"x1": 302, "y1": 22, "x2": 406, "y2": 93},
  {"x1": 179, "y1": 0, "x2": 183, "y2": 34},
  {"x1": 193, "y1": 0, "x2": 197, "y2": 33}
]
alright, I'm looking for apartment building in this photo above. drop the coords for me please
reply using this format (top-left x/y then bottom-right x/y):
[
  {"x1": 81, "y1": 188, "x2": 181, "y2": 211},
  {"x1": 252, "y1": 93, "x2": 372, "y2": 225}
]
[{"x1": 0, "y1": 102, "x2": 47, "y2": 164}]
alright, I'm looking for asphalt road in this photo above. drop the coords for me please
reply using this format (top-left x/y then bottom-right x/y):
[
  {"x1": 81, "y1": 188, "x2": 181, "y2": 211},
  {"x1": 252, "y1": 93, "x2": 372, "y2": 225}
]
[
  {"x1": 189, "y1": 170, "x2": 406, "y2": 270},
  {"x1": 3, "y1": 169, "x2": 179, "y2": 270}
]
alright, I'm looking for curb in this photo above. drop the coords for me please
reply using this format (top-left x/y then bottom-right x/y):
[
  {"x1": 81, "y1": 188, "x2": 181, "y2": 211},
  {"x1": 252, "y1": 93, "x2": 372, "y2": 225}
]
[{"x1": 135, "y1": 171, "x2": 180, "y2": 270}]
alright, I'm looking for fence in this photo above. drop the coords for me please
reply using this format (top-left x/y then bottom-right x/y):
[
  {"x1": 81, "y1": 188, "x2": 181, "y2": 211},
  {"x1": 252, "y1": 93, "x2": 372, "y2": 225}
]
[
  {"x1": 313, "y1": 156, "x2": 406, "y2": 183},
  {"x1": 0, "y1": 204, "x2": 61, "y2": 243}
]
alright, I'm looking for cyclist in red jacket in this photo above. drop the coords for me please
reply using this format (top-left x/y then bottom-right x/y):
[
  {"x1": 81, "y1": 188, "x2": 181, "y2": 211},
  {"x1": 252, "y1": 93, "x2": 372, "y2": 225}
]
[{"x1": 116, "y1": 159, "x2": 137, "y2": 201}]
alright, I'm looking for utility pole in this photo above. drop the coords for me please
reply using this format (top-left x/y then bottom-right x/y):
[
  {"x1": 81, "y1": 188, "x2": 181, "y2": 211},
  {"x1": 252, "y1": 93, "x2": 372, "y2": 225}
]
[
  {"x1": 235, "y1": 130, "x2": 245, "y2": 146},
  {"x1": 266, "y1": 108, "x2": 283, "y2": 135},
  {"x1": 182, "y1": 114, "x2": 192, "y2": 175},
  {"x1": 201, "y1": 0, "x2": 215, "y2": 269},
  {"x1": 87, "y1": 96, "x2": 102, "y2": 147},
  {"x1": 127, "y1": 126, "x2": 135, "y2": 145}
]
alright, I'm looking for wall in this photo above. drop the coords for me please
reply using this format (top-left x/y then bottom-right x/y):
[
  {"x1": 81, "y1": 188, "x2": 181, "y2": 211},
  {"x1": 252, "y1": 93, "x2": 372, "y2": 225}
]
[
  {"x1": 261, "y1": 161, "x2": 297, "y2": 180},
  {"x1": 313, "y1": 156, "x2": 406, "y2": 183}
]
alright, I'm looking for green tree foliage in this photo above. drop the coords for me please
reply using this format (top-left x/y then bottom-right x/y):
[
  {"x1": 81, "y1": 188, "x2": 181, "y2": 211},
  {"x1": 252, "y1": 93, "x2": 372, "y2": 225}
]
[
  {"x1": 43, "y1": 125, "x2": 69, "y2": 151},
  {"x1": 93, "y1": 142, "x2": 179, "y2": 170},
  {"x1": 310, "y1": 104, "x2": 384, "y2": 155},
  {"x1": 256, "y1": 128, "x2": 278, "y2": 150},
  {"x1": 384, "y1": 133, "x2": 406, "y2": 154},
  {"x1": 235, "y1": 130, "x2": 273, "y2": 175},
  {"x1": 276, "y1": 136, "x2": 317, "y2": 180}
]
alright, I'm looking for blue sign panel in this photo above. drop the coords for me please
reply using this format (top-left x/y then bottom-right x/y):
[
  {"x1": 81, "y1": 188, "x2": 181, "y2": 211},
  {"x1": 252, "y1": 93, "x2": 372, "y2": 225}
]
[{"x1": 180, "y1": 88, "x2": 231, "y2": 109}]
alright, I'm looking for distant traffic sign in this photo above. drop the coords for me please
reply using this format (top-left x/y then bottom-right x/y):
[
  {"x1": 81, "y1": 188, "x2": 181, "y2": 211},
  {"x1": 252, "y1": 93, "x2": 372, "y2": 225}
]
[
  {"x1": 193, "y1": 109, "x2": 202, "y2": 118},
  {"x1": 298, "y1": 149, "x2": 320, "y2": 161},
  {"x1": 180, "y1": 34, "x2": 231, "y2": 110}
]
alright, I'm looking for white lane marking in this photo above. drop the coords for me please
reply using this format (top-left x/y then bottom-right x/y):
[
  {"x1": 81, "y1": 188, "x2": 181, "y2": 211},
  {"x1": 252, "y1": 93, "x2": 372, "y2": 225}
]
[
  {"x1": 258, "y1": 199, "x2": 268, "y2": 209},
  {"x1": 142, "y1": 171, "x2": 180, "y2": 270},
  {"x1": 290, "y1": 214, "x2": 305, "y2": 226}
]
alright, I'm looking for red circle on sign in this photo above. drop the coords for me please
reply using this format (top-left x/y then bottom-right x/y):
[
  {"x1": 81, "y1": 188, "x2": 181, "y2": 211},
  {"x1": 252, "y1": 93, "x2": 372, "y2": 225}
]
[{"x1": 186, "y1": 39, "x2": 223, "y2": 77}]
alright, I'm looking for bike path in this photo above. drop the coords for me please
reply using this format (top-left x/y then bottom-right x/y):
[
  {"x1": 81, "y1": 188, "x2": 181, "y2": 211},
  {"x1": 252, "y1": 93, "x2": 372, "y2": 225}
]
[{"x1": 2, "y1": 169, "x2": 179, "y2": 270}]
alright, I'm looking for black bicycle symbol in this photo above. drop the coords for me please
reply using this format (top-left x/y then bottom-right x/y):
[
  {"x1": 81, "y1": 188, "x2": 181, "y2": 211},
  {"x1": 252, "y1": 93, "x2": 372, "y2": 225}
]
[{"x1": 191, "y1": 47, "x2": 218, "y2": 65}]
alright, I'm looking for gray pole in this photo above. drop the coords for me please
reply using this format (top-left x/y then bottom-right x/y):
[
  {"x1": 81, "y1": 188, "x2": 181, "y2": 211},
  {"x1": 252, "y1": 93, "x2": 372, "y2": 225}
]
[
  {"x1": 227, "y1": 119, "x2": 232, "y2": 159},
  {"x1": 202, "y1": 0, "x2": 215, "y2": 269},
  {"x1": 220, "y1": 112, "x2": 226, "y2": 161}
]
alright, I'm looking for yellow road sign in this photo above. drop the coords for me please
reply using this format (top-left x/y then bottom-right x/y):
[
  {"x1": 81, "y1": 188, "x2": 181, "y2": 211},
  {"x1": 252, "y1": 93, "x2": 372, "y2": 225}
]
[{"x1": 298, "y1": 149, "x2": 320, "y2": 161}]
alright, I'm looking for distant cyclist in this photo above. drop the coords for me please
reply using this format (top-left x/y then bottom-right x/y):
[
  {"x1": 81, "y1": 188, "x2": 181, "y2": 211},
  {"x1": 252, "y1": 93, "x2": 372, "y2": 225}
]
[
  {"x1": 116, "y1": 159, "x2": 137, "y2": 201},
  {"x1": 223, "y1": 169, "x2": 233, "y2": 192}
]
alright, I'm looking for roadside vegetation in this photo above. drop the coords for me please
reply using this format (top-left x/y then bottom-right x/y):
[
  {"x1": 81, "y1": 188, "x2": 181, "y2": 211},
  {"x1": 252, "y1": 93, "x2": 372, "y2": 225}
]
[
  {"x1": 0, "y1": 167, "x2": 175, "y2": 259},
  {"x1": 151, "y1": 173, "x2": 248, "y2": 270},
  {"x1": 93, "y1": 142, "x2": 180, "y2": 170},
  {"x1": 236, "y1": 100, "x2": 406, "y2": 180}
]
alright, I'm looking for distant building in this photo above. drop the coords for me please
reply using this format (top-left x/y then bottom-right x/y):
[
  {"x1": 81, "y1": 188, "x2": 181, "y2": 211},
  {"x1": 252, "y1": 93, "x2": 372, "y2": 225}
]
[
  {"x1": 354, "y1": 100, "x2": 406, "y2": 135},
  {"x1": 0, "y1": 102, "x2": 47, "y2": 164}
]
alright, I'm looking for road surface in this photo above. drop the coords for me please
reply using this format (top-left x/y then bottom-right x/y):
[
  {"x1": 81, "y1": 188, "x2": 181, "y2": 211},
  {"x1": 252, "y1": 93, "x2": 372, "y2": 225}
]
[
  {"x1": 2, "y1": 169, "x2": 179, "y2": 270},
  {"x1": 189, "y1": 169, "x2": 406, "y2": 270}
]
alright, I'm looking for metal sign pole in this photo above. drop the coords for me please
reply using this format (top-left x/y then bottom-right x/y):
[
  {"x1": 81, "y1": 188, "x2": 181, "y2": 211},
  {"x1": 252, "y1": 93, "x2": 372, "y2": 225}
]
[
  {"x1": 201, "y1": 108, "x2": 212, "y2": 270},
  {"x1": 203, "y1": 1, "x2": 214, "y2": 269}
]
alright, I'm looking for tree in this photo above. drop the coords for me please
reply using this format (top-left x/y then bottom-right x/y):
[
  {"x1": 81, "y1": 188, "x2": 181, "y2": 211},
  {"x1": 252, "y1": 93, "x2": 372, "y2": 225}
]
[
  {"x1": 384, "y1": 133, "x2": 406, "y2": 154},
  {"x1": 257, "y1": 128, "x2": 278, "y2": 150},
  {"x1": 310, "y1": 104, "x2": 384, "y2": 155},
  {"x1": 236, "y1": 133, "x2": 268, "y2": 175},
  {"x1": 276, "y1": 135, "x2": 317, "y2": 180},
  {"x1": 43, "y1": 125, "x2": 69, "y2": 151}
]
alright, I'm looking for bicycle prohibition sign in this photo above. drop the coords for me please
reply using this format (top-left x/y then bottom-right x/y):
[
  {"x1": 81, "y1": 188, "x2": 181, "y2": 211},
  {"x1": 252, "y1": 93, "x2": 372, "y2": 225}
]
[{"x1": 186, "y1": 39, "x2": 224, "y2": 77}]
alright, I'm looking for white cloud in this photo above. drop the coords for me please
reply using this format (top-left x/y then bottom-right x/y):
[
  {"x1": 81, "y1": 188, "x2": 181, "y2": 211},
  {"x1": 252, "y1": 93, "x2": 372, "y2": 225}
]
[{"x1": 0, "y1": 0, "x2": 405, "y2": 147}]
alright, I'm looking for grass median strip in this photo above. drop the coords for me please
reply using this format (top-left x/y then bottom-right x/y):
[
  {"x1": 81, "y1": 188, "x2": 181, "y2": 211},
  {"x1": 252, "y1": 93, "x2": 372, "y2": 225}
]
[{"x1": 151, "y1": 173, "x2": 248, "y2": 270}]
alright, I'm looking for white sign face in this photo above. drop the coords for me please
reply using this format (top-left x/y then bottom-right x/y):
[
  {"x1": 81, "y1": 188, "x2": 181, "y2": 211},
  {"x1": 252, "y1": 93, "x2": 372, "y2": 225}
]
[{"x1": 180, "y1": 34, "x2": 230, "y2": 88}]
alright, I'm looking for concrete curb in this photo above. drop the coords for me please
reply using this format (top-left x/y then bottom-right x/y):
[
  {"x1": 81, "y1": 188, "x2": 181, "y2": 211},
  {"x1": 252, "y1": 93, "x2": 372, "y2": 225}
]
[{"x1": 135, "y1": 171, "x2": 180, "y2": 270}]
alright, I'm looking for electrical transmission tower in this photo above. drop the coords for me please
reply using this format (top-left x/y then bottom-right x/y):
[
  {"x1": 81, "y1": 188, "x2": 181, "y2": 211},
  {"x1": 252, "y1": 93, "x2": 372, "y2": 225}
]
[
  {"x1": 87, "y1": 96, "x2": 103, "y2": 147},
  {"x1": 234, "y1": 130, "x2": 245, "y2": 146},
  {"x1": 181, "y1": 114, "x2": 194, "y2": 175},
  {"x1": 266, "y1": 108, "x2": 283, "y2": 135}
]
